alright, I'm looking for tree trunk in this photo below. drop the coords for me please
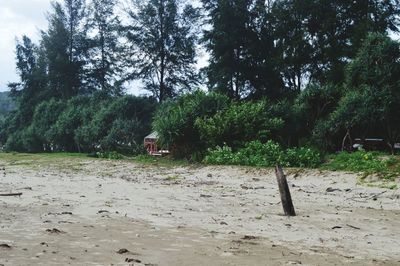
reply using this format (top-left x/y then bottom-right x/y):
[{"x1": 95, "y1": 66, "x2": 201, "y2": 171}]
[
  {"x1": 387, "y1": 142, "x2": 394, "y2": 155},
  {"x1": 341, "y1": 129, "x2": 352, "y2": 152}
]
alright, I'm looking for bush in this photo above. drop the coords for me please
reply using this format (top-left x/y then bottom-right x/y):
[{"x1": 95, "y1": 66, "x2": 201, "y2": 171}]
[
  {"x1": 2, "y1": 92, "x2": 156, "y2": 155},
  {"x1": 196, "y1": 101, "x2": 284, "y2": 148},
  {"x1": 77, "y1": 95, "x2": 156, "y2": 154},
  {"x1": 285, "y1": 147, "x2": 322, "y2": 168},
  {"x1": 323, "y1": 151, "x2": 399, "y2": 180},
  {"x1": 204, "y1": 140, "x2": 321, "y2": 168},
  {"x1": 95, "y1": 151, "x2": 124, "y2": 160},
  {"x1": 153, "y1": 91, "x2": 229, "y2": 159}
]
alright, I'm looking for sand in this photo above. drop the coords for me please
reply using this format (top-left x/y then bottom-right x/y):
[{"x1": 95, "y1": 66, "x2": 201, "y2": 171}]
[{"x1": 0, "y1": 155, "x2": 399, "y2": 265}]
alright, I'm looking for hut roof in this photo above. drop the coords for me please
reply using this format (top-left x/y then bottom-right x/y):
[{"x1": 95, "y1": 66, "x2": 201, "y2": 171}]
[{"x1": 144, "y1": 131, "x2": 158, "y2": 140}]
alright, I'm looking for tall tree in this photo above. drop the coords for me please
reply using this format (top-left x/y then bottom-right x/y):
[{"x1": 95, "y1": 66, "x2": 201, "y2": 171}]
[
  {"x1": 41, "y1": 0, "x2": 88, "y2": 99},
  {"x1": 202, "y1": 0, "x2": 253, "y2": 100},
  {"x1": 273, "y1": 0, "x2": 400, "y2": 89},
  {"x1": 8, "y1": 36, "x2": 48, "y2": 124},
  {"x1": 346, "y1": 33, "x2": 400, "y2": 153},
  {"x1": 123, "y1": 0, "x2": 200, "y2": 102},
  {"x1": 202, "y1": 0, "x2": 283, "y2": 100},
  {"x1": 86, "y1": 0, "x2": 122, "y2": 94},
  {"x1": 272, "y1": 0, "x2": 312, "y2": 93}
]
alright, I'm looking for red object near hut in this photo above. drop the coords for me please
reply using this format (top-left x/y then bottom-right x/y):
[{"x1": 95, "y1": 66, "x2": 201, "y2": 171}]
[
  {"x1": 144, "y1": 132, "x2": 159, "y2": 155},
  {"x1": 144, "y1": 132, "x2": 170, "y2": 156}
]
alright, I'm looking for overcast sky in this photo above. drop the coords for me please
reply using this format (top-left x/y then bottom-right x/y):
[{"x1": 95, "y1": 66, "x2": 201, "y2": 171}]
[
  {"x1": 0, "y1": 0, "x2": 206, "y2": 94},
  {"x1": 0, "y1": 0, "x2": 52, "y2": 92}
]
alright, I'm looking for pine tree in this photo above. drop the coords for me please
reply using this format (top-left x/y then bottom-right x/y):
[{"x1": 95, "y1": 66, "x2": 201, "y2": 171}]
[
  {"x1": 41, "y1": 0, "x2": 88, "y2": 99},
  {"x1": 273, "y1": 0, "x2": 400, "y2": 89},
  {"x1": 123, "y1": 0, "x2": 200, "y2": 102},
  {"x1": 202, "y1": 0, "x2": 283, "y2": 100},
  {"x1": 86, "y1": 0, "x2": 122, "y2": 94}
]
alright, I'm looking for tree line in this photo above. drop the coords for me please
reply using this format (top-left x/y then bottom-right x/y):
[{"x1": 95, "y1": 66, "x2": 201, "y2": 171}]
[{"x1": 1, "y1": 0, "x2": 399, "y2": 158}]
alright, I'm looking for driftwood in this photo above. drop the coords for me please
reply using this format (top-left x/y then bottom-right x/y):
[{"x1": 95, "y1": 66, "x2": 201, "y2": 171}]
[
  {"x1": 275, "y1": 165, "x2": 296, "y2": 216},
  {"x1": 0, "y1": 192, "x2": 22, "y2": 197}
]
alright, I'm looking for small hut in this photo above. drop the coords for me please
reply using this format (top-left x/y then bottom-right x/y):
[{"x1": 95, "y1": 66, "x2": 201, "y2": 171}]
[
  {"x1": 144, "y1": 132, "x2": 170, "y2": 156},
  {"x1": 144, "y1": 131, "x2": 159, "y2": 155}
]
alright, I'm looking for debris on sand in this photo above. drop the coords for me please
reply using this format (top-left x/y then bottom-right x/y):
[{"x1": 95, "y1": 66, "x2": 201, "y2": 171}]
[
  {"x1": 125, "y1": 258, "x2": 141, "y2": 263},
  {"x1": 0, "y1": 192, "x2": 22, "y2": 197},
  {"x1": 240, "y1": 184, "x2": 265, "y2": 190},
  {"x1": 346, "y1": 224, "x2": 361, "y2": 230},
  {"x1": 116, "y1": 248, "x2": 129, "y2": 254},
  {"x1": 47, "y1": 211, "x2": 73, "y2": 216},
  {"x1": 242, "y1": 235, "x2": 259, "y2": 240},
  {"x1": 0, "y1": 244, "x2": 12, "y2": 250},
  {"x1": 326, "y1": 187, "x2": 341, "y2": 193},
  {"x1": 331, "y1": 226, "x2": 342, "y2": 230},
  {"x1": 45, "y1": 228, "x2": 66, "y2": 234}
]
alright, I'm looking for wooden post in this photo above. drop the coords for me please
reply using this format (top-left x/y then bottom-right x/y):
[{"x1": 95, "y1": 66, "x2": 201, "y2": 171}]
[{"x1": 275, "y1": 165, "x2": 296, "y2": 216}]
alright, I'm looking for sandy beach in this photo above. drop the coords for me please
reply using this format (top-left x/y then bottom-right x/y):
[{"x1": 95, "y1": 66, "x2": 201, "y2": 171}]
[{"x1": 1, "y1": 155, "x2": 399, "y2": 265}]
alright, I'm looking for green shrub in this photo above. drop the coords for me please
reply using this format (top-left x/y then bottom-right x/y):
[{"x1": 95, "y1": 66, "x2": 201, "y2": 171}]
[
  {"x1": 95, "y1": 151, "x2": 124, "y2": 160},
  {"x1": 204, "y1": 140, "x2": 321, "y2": 168},
  {"x1": 196, "y1": 101, "x2": 284, "y2": 148},
  {"x1": 286, "y1": 147, "x2": 322, "y2": 168},
  {"x1": 322, "y1": 151, "x2": 400, "y2": 180},
  {"x1": 203, "y1": 145, "x2": 237, "y2": 165},
  {"x1": 153, "y1": 91, "x2": 229, "y2": 159}
]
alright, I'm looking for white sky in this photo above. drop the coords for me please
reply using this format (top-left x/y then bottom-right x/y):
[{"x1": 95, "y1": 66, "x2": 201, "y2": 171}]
[
  {"x1": 0, "y1": 0, "x2": 207, "y2": 95},
  {"x1": 0, "y1": 0, "x2": 51, "y2": 92}
]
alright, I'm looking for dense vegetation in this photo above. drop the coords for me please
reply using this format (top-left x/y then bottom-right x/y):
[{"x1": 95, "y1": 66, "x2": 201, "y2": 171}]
[
  {"x1": 0, "y1": 92, "x2": 15, "y2": 120},
  {"x1": 1, "y1": 0, "x2": 400, "y2": 170}
]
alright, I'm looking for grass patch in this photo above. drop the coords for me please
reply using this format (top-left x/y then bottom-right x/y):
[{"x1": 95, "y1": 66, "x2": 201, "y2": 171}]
[
  {"x1": 321, "y1": 151, "x2": 400, "y2": 181},
  {"x1": 133, "y1": 154, "x2": 189, "y2": 167},
  {"x1": 0, "y1": 152, "x2": 89, "y2": 161},
  {"x1": 204, "y1": 141, "x2": 322, "y2": 168},
  {"x1": 164, "y1": 175, "x2": 180, "y2": 181}
]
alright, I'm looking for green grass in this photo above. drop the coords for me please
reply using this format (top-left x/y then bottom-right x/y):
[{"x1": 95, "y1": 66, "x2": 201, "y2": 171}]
[
  {"x1": 0, "y1": 152, "x2": 188, "y2": 167},
  {"x1": 0, "y1": 152, "x2": 90, "y2": 170},
  {"x1": 1, "y1": 151, "x2": 399, "y2": 189},
  {"x1": 164, "y1": 175, "x2": 180, "y2": 181},
  {"x1": 321, "y1": 151, "x2": 400, "y2": 183},
  {"x1": 132, "y1": 154, "x2": 189, "y2": 167},
  {"x1": 0, "y1": 152, "x2": 88, "y2": 160}
]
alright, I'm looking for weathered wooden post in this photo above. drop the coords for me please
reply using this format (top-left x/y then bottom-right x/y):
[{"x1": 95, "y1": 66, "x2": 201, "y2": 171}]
[{"x1": 275, "y1": 165, "x2": 296, "y2": 216}]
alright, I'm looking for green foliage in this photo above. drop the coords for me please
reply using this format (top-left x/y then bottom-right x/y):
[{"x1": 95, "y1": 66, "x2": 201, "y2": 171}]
[
  {"x1": 285, "y1": 147, "x2": 322, "y2": 168},
  {"x1": 313, "y1": 34, "x2": 400, "y2": 153},
  {"x1": 42, "y1": 0, "x2": 88, "y2": 98},
  {"x1": 0, "y1": 92, "x2": 15, "y2": 119},
  {"x1": 296, "y1": 84, "x2": 342, "y2": 132},
  {"x1": 153, "y1": 91, "x2": 229, "y2": 158},
  {"x1": 77, "y1": 95, "x2": 156, "y2": 153},
  {"x1": 322, "y1": 151, "x2": 400, "y2": 181},
  {"x1": 312, "y1": 90, "x2": 371, "y2": 151},
  {"x1": 95, "y1": 151, "x2": 124, "y2": 160},
  {"x1": 196, "y1": 101, "x2": 284, "y2": 148},
  {"x1": 3, "y1": 0, "x2": 400, "y2": 164},
  {"x1": 2, "y1": 93, "x2": 156, "y2": 155},
  {"x1": 86, "y1": 0, "x2": 122, "y2": 94},
  {"x1": 204, "y1": 140, "x2": 321, "y2": 168},
  {"x1": 344, "y1": 33, "x2": 400, "y2": 153},
  {"x1": 202, "y1": 0, "x2": 283, "y2": 100},
  {"x1": 202, "y1": 0, "x2": 400, "y2": 98},
  {"x1": 124, "y1": 0, "x2": 200, "y2": 102},
  {"x1": 29, "y1": 99, "x2": 66, "y2": 152}
]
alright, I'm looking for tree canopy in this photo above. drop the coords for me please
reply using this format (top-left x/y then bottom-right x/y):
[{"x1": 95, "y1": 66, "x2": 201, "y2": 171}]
[{"x1": 2, "y1": 0, "x2": 400, "y2": 157}]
